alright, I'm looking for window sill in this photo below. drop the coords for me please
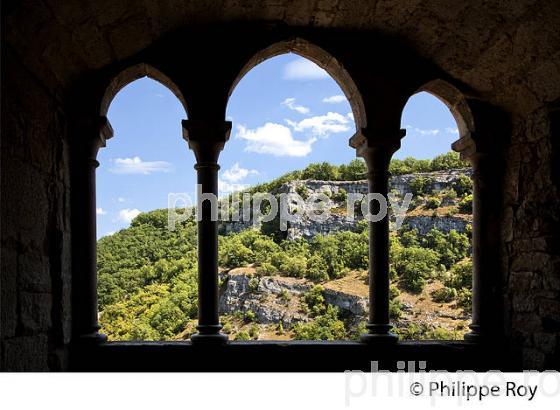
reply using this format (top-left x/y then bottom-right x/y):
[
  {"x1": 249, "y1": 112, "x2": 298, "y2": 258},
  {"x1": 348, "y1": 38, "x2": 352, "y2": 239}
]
[{"x1": 70, "y1": 339, "x2": 514, "y2": 371}]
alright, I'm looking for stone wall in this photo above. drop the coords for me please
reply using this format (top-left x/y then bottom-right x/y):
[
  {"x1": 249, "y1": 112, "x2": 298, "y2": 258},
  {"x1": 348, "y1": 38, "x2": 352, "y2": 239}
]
[
  {"x1": 1, "y1": 51, "x2": 72, "y2": 371},
  {"x1": 501, "y1": 108, "x2": 560, "y2": 369},
  {"x1": 2, "y1": 0, "x2": 559, "y2": 371}
]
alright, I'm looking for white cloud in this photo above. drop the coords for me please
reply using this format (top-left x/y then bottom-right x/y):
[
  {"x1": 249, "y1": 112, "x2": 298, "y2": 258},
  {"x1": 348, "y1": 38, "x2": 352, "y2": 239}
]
[
  {"x1": 222, "y1": 162, "x2": 259, "y2": 183},
  {"x1": 110, "y1": 156, "x2": 173, "y2": 175},
  {"x1": 286, "y1": 112, "x2": 351, "y2": 137},
  {"x1": 347, "y1": 112, "x2": 354, "y2": 120},
  {"x1": 283, "y1": 59, "x2": 329, "y2": 80},
  {"x1": 282, "y1": 98, "x2": 310, "y2": 114},
  {"x1": 218, "y1": 179, "x2": 250, "y2": 194},
  {"x1": 96, "y1": 208, "x2": 106, "y2": 215},
  {"x1": 322, "y1": 95, "x2": 346, "y2": 104},
  {"x1": 405, "y1": 127, "x2": 441, "y2": 136},
  {"x1": 105, "y1": 231, "x2": 115, "y2": 237},
  {"x1": 118, "y1": 208, "x2": 141, "y2": 223},
  {"x1": 236, "y1": 123, "x2": 316, "y2": 157},
  {"x1": 117, "y1": 197, "x2": 126, "y2": 203},
  {"x1": 446, "y1": 127, "x2": 459, "y2": 135}
]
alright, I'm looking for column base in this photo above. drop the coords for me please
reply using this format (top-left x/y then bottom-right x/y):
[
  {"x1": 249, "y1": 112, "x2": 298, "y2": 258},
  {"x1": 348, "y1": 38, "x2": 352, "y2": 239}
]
[
  {"x1": 360, "y1": 324, "x2": 399, "y2": 344},
  {"x1": 75, "y1": 331, "x2": 108, "y2": 345},
  {"x1": 464, "y1": 324, "x2": 484, "y2": 343},
  {"x1": 190, "y1": 324, "x2": 228, "y2": 345}
]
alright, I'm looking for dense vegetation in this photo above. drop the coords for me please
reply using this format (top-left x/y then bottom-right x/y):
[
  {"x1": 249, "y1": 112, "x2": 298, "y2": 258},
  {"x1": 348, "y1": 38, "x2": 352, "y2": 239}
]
[
  {"x1": 245, "y1": 151, "x2": 468, "y2": 195},
  {"x1": 97, "y1": 153, "x2": 473, "y2": 341}
]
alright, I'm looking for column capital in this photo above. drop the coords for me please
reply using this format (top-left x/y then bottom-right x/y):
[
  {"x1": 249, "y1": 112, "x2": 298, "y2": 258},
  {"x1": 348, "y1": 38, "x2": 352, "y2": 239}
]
[
  {"x1": 74, "y1": 115, "x2": 114, "y2": 160},
  {"x1": 350, "y1": 127, "x2": 406, "y2": 171},
  {"x1": 451, "y1": 131, "x2": 506, "y2": 171},
  {"x1": 182, "y1": 119, "x2": 232, "y2": 163}
]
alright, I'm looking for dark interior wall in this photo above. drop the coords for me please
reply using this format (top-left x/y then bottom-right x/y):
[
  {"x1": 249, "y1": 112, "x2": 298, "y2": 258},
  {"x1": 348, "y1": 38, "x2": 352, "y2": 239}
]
[
  {"x1": 1, "y1": 0, "x2": 559, "y2": 371},
  {"x1": 1, "y1": 49, "x2": 72, "y2": 371},
  {"x1": 502, "y1": 107, "x2": 560, "y2": 369}
]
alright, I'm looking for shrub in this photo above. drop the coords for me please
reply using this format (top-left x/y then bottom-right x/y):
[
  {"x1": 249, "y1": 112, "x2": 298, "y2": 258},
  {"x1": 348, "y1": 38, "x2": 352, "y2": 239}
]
[
  {"x1": 279, "y1": 289, "x2": 290, "y2": 302},
  {"x1": 441, "y1": 189, "x2": 457, "y2": 200},
  {"x1": 445, "y1": 258, "x2": 473, "y2": 290},
  {"x1": 296, "y1": 184, "x2": 309, "y2": 200},
  {"x1": 244, "y1": 310, "x2": 256, "y2": 322},
  {"x1": 218, "y1": 236, "x2": 254, "y2": 268},
  {"x1": 303, "y1": 285, "x2": 326, "y2": 315},
  {"x1": 422, "y1": 229, "x2": 470, "y2": 269},
  {"x1": 410, "y1": 177, "x2": 434, "y2": 196},
  {"x1": 395, "y1": 323, "x2": 430, "y2": 340},
  {"x1": 248, "y1": 324, "x2": 259, "y2": 339},
  {"x1": 392, "y1": 246, "x2": 439, "y2": 293},
  {"x1": 334, "y1": 230, "x2": 369, "y2": 271},
  {"x1": 331, "y1": 188, "x2": 348, "y2": 203},
  {"x1": 301, "y1": 162, "x2": 340, "y2": 181},
  {"x1": 279, "y1": 256, "x2": 308, "y2": 278},
  {"x1": 458, "y1": 194, "x2": 473, "y2": 214},
  {"x1": 431, "y1": 287, "x2": 457, "y2": 303},
  {"x1": 310, "y1": 234, "x2": 348, "y2": 279},
  {"x1": 222, "y1": 322, "x2": 233, "y2": 334},
  {"x1": 256, "y1": 262, "x2": 278, "y2": 275},
  {"x1": 351, "y1": 321, "x2": 368, "y2": 341},
  {"x1": 339, "y1": 159, "x2": 367, "y2": 180},
  {"x1": 293, "y1": 305, "x2": 346, "y2": 340},
  {"x1": 427, "y1": 327, "x2": 461, "y2": 340},
  {"x1": 389, "y1": 298, "x2": 403, "y2": 319},
  {"x1": 424, "y1": 196, "x2": 441, "y2": 209},
  {"x1": 248, "y1": 277, "x2": 259, "y2": 292},
  {"x1": 457, "y1": 288, "x2": 472, "y2": 314},
  {"x1": 399, "y1": 229, "x2": 419, "y2": 248},
  {"x1": 306, "y1": 255, "x2": 329, "y2": 282},
  {"x1": 234, "y1": 331, "x2": 251, "y2": 341},
  {"x1": 252, "y1": 237, "x2": 281, "y2": 265},
  {"x1": 453, "y1": 174, "x2": 473, "y2": 197}
]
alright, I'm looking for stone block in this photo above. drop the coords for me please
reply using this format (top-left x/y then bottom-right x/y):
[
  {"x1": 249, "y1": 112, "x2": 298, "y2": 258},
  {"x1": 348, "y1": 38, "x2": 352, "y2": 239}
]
[
  {"x1": 20, "y1": 292, "x2": 52, "y2": 333},
  {"x1": 2, "y1": 335, "x2": 49, "y2": 371}
]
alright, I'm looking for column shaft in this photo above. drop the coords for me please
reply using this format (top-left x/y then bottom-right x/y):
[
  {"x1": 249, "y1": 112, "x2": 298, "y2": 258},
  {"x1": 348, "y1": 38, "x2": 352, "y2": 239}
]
[
  {"x1": 72, "y1": 117, "x2": 112, "y2": 344},
  {"x1": 367, "y1": 169, "x2": 391, "y2": 333},
  {"x1": 194, "y1": 162, "x2": 221, "y2": 333},
  {"x1": 183, "y1": 119, "x2": 231, "y2": 344},
  {"x1": 352, "y1": 128, "x2": 404, "y2": 344}
]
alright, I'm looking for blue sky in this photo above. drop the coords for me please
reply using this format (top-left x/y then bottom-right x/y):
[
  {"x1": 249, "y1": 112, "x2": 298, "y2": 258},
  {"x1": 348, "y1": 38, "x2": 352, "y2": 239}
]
[{"x1": 96, "y1": 54, "x2": 459, "y2": 238}]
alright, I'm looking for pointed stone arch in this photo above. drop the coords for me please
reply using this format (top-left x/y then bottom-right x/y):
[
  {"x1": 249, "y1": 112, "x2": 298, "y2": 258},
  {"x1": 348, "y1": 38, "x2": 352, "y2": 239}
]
[
  {"x1": 228, "y1": 38, "x2": 366, "y2": 131},
  {"x1": 100, "y1": 63, "x2": 188, "y2": 118}
]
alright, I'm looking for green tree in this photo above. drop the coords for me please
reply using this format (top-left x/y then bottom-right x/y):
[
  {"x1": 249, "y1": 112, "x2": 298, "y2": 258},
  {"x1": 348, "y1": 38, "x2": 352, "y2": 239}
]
[
  {"x1": 339, "y1": 159, "x2": 367, "y2": 180},
  {"x1": 293, "y1": 305, "x2": 346, "y2": 340},
  {"x1": 301, "y1": 162, "x2": 340, "y2": 181}
]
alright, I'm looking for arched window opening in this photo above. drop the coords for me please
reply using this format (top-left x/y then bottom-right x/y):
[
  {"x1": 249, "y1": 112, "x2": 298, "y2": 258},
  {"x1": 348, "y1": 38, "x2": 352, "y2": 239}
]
[
  {"x1": 96, "y1": 77, "x2": 197, "y2": 341},
  {"x1": 219, "y1": 53, "x2": 365, "y2": 341},
  {"x1": 389, "y1": 91, "x2": 473, "y2": 340}
]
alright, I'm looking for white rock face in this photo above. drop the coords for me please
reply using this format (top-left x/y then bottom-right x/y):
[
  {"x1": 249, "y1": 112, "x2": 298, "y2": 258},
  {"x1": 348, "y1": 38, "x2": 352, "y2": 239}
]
[
  {"x1": 219, "y1": 168, "x2": 473, "y2": 239},
  {"x1": 219, "y1": 272, "x2": 368, "y2": 325}
]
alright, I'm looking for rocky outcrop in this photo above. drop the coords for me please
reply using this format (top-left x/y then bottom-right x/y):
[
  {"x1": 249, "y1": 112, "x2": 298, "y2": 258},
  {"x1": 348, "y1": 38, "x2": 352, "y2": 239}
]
[
  {"x1": 219, "y1": 270, "x2": 368, "y2": 325},
  {"x1": 403, "y1": 215, "x2": 470, "y2": 235},
  {"x1": 323, "y1": 288, "x2": 367, "y2": 317},
  {"x1": 219, "y1": 168, "x2": 473, "y2": 239}
]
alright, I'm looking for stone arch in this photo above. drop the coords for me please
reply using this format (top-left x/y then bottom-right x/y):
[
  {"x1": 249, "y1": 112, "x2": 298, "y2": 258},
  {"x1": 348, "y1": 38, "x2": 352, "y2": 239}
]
[
  {"x1": 99, "y1": 63, "x2": 188, "y2": 118},
  {"x1": 228, "y1": 38, "x2": 366, "y2": 131},
  {"x1": 409, "y1": 79, "x2": 475, "y2": 139}
]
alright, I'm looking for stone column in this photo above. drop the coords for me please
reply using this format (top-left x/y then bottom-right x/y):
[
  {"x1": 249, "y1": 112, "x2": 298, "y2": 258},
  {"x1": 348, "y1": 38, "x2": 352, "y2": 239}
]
[
  {"x1": 452, "y1": 132, "x2": 504, "y2": 343},
  {"x1": 72, "y1": 116, "x2": 113, "y2": 344},
  {"x1": 351, "y1": 128, "x2": 405, "y2": 344},
  {"x1": 182, "y1": 119, "x2": 231, "y2": 344}
]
